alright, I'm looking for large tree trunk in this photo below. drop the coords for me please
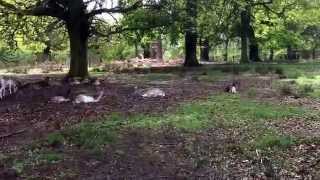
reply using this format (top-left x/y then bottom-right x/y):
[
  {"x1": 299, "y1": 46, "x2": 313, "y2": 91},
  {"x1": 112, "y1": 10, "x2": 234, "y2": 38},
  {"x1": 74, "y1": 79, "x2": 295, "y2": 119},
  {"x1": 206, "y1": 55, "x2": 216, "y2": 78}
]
[
  {"x1": 224, "y1": 39, "x2": 229, "y2": 62},
  {"x1": 248, "y1": 26, "x2": 260, "y2": 62},
  {"x1": 134, "y1": 41, "x2": 139, "y2": 58},
  {"x1": 287, "y1": 45, "x2": 295, "y2": 61},
  {"x1": 185, "y1": 31, "x2": 199, "y2": 66},
  {"x1": 184, "y1": 0, "x2": 200, "y2": 67},
  {"x1": 42, "y1": 40, "x2": 51, "y2": 62},
  {"x1": 249, "y1": 43, "x2": 260, "y2": 62},
  {"x1": 142, "y1": 43, "x2": 151, "y2": 59},
  {"x1": 312, "y1": 48, "x2": 316, "y2": 60},
  {"x1": 200, "y1": 38, "x2": 210, "y2": 61},
  {"x1": 150, "y1": 39, "x2": 163, "y2": 61},
  {"x1": 66, "y1": 2, "x2": 89, "y2": 78},
  {"x1": 269, "y1": 48, "x2": 274, "y2": 61},
  {"x1": 240, "y1": 7, "x2": 250, "y2": 63}
]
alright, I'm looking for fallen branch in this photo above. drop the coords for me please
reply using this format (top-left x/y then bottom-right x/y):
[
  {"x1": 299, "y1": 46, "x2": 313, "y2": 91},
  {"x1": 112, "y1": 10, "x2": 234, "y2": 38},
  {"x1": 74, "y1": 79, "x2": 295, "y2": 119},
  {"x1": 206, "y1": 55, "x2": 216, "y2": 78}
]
[{"x1": 0, "y1": 129, "x2": 26, "y2": 139}]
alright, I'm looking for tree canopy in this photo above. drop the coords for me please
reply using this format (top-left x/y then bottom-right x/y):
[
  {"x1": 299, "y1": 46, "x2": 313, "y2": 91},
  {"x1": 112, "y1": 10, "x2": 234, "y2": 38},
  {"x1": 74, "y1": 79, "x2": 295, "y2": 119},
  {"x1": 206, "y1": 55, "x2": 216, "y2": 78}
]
[{"x1": 1, "y1": 0, "x2": 320, "y2": 77}]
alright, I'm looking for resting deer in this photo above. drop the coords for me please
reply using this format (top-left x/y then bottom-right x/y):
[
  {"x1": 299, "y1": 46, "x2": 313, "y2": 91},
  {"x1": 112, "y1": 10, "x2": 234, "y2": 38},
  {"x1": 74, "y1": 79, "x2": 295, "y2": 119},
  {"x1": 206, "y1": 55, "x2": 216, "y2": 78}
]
[
  {"x1": 73, "y1": 91, "x2": 104, "y2": 104},
  {"x1": 0, "y1": 78, "x2": 18, "y2": 99},
  {"x1": 50, "y1": 88, "x2": 71, "y2": 103},
  {"x1": 51, "y1": 96, "x2": 70, "y2": 103}
]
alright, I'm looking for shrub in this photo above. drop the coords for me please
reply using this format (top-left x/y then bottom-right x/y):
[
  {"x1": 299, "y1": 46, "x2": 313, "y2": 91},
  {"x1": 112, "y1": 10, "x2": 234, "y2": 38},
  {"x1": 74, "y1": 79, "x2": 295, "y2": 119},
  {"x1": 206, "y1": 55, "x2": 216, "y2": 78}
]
[
  {"x1": 247, "y1": 88, "x2": 257, "y2": 98},
  {"x1": 274, "y1": 67, "x2": 284, "y2": 75},
  {"x1": 255, "y1": 66, "x2": 273, "y2": 75},
  {"x1": 279, "y1": 84, "x2": 295, "y2": 96},
  {"x1": 298, "y1": 84, "x2": 314, "y2": 96},
  {"x1": 46, "y1": 133, "x2": 65, "y2": 147}
]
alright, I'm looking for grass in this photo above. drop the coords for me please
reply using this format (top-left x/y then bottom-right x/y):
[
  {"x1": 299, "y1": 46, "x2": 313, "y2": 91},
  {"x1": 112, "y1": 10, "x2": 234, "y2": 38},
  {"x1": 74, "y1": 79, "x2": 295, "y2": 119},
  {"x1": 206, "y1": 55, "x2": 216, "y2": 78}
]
[
  {"x1": 46, "y1": 94, "x2": 308, "y2": 152},
  {"x1": 254, "y1": 133, "x2": 296, "y2": 150},
  {"x1": 10, "y1": 150, "x2": 63, "y2": 174},
  {"x1": 5, "y1": 62, "x2": 320, "y2": 178}
]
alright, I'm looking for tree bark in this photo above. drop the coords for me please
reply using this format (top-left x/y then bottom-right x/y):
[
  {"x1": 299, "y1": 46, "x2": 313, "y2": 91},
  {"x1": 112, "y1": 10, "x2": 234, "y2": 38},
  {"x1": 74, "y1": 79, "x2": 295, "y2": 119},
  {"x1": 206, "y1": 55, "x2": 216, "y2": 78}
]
[
  {"x1": 224, "y1": 39, "x2": 229, "y2": 62},
  {"x1": 240, "y1": 8, "x2": 250, "y2": 63},
  {"x1": 184, "y1": 0, "x2": 200, "y2": 67},
  {"x1": 248, "y1": 26, "x2": 260, "y2": 62},
  {"x1": 287, "y1": 45, "x2": 295, "y2": 61},
  {"x1": 151, "y1": 39, "x2": 163, "y2": 61},
  {"x1": 42, "y1": 41, "x2": 51, "y2": 61},
  {"x1": 312, "y1": 48, "x2": 316, "y2": 60},
  {"x1": 66, "y1": 17, "x2": 89, "y2": 78},
  {"x1": 200, "y1": 38, "x2": 210, "y2": 61},
  {"x1": 269, "y1": 48, "x2": 274, "y2": 61},
  {"x1": 134, "y1": 41, "x2": 139, "y2": 58},
  {"x1": 142, "y1": 43, "x2": 151, "y2": 59}
]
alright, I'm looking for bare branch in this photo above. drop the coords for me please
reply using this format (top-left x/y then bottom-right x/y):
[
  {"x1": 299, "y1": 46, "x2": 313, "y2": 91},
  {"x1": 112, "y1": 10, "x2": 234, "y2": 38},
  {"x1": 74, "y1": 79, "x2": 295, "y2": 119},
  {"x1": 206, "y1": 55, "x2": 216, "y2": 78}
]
[{"x1": 88, "y1": 0, "x2": 143, "y2": 17}]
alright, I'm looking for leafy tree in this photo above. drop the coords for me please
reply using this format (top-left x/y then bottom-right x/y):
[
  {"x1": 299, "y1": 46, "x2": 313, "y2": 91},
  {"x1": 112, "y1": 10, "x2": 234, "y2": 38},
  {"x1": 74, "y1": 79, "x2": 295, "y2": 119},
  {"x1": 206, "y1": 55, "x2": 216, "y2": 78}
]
[
  {"x1": 0, "y1": 0, "x2": 163, "y2": 78},
  {"x1": 182, "y1": 0, "x2": 199, "y2": 66}
]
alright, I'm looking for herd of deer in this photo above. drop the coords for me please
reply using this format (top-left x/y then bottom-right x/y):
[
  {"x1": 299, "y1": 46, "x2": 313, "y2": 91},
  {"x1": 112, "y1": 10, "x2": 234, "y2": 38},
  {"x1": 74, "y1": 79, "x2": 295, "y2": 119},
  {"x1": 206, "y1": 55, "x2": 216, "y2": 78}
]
[
  {"x1": 0, "y1": 76, "x2": 105, "y2": 104},
  {"x1": 0, "y1": 78, "x2": 18, "y2": 100},
  {"x1": 0, "y1": 76, "x2": 238, "y2": 103}
]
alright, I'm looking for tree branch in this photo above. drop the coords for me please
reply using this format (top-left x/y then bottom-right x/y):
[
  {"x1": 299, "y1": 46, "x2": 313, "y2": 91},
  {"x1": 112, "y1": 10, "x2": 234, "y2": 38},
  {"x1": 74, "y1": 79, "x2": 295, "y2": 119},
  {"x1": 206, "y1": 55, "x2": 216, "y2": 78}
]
[
  {"x1": 87, "y1": 0, "x2": 143, "y2": 17},
  {"x1": 0, "y1": 0, "x2": 66, "y2": 19}
]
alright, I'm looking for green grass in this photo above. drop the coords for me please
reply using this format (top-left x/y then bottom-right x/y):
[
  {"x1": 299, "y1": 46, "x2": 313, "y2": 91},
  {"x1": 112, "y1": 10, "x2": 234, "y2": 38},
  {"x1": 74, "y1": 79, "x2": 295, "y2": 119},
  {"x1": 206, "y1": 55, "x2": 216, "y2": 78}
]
[
  {"x1": 275, "y1": 74, "x2": 320, "y2": 98},
  {"x1": 254, "y1": 133, "x2": 296, "y2": 150},
  {"x1": 63, "y1": 114, "x2": 122, "y2": 150},
  {"x1": 48, "y1": 94, "x2": 309, "y2": 151},
  {"x1": 43, "y1": 62, "x2": 320, "y2": 152},
  {"x1": 10, "y1": 150, "x2": 63, "y2": 174}
]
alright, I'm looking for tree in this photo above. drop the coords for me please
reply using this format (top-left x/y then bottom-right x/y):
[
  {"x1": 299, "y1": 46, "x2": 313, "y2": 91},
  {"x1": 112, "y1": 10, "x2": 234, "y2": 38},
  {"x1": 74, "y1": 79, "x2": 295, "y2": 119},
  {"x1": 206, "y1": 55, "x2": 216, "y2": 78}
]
[
  {"x1": 198, "y1": 0, "x2": 237, "y2": 62},
  {"x1": 0, "y1": 0, "x2": 162, "y2": 78},
  {"x1": 184, "y1": 0, "x2": 200, "y2": 66}
]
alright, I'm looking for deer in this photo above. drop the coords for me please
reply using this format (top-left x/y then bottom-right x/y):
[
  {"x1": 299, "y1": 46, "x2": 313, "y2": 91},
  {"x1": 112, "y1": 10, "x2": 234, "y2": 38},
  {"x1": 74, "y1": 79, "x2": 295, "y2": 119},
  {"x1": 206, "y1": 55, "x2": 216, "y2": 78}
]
[
  {"x1": 0, "y1": 77, "x2": 18, "y2": 100},
  {"x1": 225, "y1": 81, "x2": 239, "y2": 94},
  {"x1": 73, "y1": 91, "x2": 104, "y2": 104}
]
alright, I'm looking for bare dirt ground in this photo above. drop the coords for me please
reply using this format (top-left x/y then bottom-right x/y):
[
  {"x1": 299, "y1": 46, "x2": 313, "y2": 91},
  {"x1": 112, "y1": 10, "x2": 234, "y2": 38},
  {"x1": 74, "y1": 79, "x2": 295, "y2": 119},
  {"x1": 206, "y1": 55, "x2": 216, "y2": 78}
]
[
  {"x1": 0, "y1": 74, "x2": 219, "y2": 153},
  {"x1": 1, "y1": 69, "x2": 320, "y2": 179}
]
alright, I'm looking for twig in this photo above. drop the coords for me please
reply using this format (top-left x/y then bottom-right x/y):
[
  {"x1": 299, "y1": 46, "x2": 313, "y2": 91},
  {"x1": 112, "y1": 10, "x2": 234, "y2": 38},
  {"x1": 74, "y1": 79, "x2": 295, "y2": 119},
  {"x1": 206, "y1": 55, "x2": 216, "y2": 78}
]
[{"x1": 0, "y1": 129, "x2": 26, "y2": 139}]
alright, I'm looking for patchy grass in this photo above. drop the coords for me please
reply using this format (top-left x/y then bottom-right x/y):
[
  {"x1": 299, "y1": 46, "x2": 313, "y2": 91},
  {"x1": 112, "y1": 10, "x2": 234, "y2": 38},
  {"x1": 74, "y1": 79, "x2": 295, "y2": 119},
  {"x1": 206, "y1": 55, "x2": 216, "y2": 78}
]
[
  {"x1": 4, "y1": 62, "x2": 320, "y2": 178},
  {"x1": 140, "y1": 73, "x2": 176, "y2": 81},
  {"x1": 254, "y1": 133, "x2": 296, "y2": 150},
  {"x1": 63, "y1": 114, "x2": 122, "y2": 150},
  {"x1": 9, "y1": 150, "x2": 63, "y2": 175},
  {"x1": 295, "y1": 75, "x2": 320, "y2": 97},
  {"x1": 45, "y1": 94, "x2": 308, "y2": 152}
]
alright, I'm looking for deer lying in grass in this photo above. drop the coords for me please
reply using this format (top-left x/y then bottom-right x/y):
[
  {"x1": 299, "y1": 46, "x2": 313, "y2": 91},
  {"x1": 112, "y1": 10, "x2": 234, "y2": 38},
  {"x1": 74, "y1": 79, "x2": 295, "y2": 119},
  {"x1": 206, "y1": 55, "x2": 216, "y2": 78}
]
[
  {"x1": 50, "y1": 96, "x2": 71, "y2": 103},
  {"x1": 0, "y1": 77, "x2": 18, "y2": 100},
  {"x1": 51, "y1": 91, "x2": 104, "y2": 104},
  {"x1": 74, "y1": 91, "x2": 104, "y2": 104}
]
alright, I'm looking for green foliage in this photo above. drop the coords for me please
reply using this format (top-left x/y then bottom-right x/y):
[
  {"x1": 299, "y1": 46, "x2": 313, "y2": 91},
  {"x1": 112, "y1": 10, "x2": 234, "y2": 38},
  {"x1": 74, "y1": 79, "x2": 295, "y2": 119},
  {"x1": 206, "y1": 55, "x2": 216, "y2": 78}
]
[
  {"x1": 46, "y1": 133, "x2": 65, "y2": 147},
  {"x1": 163, "y1": 39, "x2": 184, "y2": 59},
  {"x1": 254, "y1": 66, "x2": 274, "y2": 75},
  {"x1": 278, "y1": 83, "x2": 295, "y2": 96},
  {"x1": 298, "y1": 84, "x2": 315, "y2": 96},
  {"x1": 247, "y1": 88, "x2": 258, "y2": 98},
  {"x1": 92, "y1": 40, "x2": 135, "y2": 62},
  {"x1": 255, "y1": 133, "x2": 295, "y2": 150},
  {"x1": 217, "y1": 65, "x2": 251, "y2": 74},
  {"x1": 275, "y1": 67, "x2": 285, "y2": 76}
]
